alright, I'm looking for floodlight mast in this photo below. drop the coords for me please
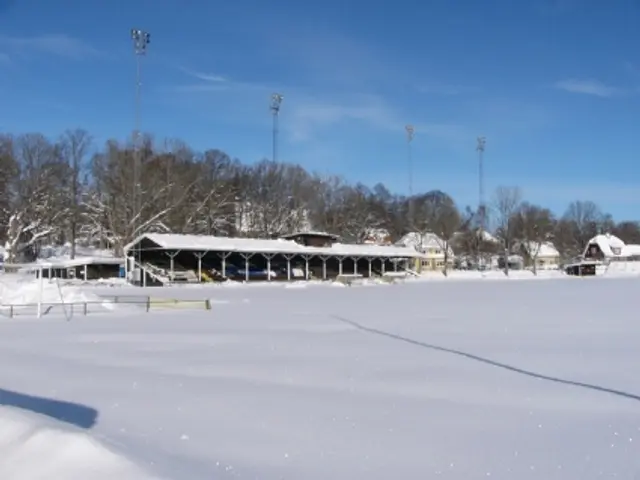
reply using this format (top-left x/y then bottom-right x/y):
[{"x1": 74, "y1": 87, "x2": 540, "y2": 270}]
[
  {"x1": 270, "y1": 93, "x2": 283, "y2": 163},
  {"x1": 476, "y1": 136, "x2": 486, "y2": 237},
  {"x1": 131, "y1": 28, "x2": 150, "y2": 280},
  {"x1": 405, "y1": 125, "x2": 415, "y2": 225},
  {"x1": 476, "y1": 136, "x2": 486, "y2": 268}
]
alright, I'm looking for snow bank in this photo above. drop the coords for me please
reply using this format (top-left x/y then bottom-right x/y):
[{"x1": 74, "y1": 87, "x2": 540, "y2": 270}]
[
  {"x1": 0, "y1": 406, "x2": 159, "y2": 480},
  {"x1": 0, "y1": 278, "x2": 121, "y2": 314}
]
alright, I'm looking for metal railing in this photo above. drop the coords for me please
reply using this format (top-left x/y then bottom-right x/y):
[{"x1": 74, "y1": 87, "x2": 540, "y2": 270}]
[{"x1": 0, "y1": 295, "x2": 212, "y2": 318}]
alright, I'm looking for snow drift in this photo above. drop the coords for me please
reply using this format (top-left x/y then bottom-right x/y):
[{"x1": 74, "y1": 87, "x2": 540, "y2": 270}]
[
  {"x1": 0, "y1": 406, "x2": 160, "y2": 480},
  {"x1": 0, "y1": 278, "x2": 121, "y2": 315}
]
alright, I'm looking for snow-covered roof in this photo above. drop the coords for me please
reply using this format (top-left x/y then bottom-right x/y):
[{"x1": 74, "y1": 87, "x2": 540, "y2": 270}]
[
  {"x1": 395, "y1": 232, "x2": 455, "y2": 257},
  {"x1": 124, "y1": 233, "x2": 425, "y2": 258},
  {"x1": 521, "y1": 241, "x2": 560, "y2": 258},
  {"x1": 35, "y1": 256, "x2": 124, "y2": 268},
  {"x1": 584, "y1": 233, "x2": 640, "y2": 258}
]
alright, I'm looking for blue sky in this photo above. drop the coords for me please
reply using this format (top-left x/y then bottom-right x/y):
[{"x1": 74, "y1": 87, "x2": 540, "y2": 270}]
[{"x1": 0, "y1": 0, "x2": 639, "y2": 219}]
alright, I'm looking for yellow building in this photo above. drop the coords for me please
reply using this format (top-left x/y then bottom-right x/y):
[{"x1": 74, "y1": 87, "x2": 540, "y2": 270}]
[{"x1": 396, "y1": 232, "x2": 455, "y2": 272}]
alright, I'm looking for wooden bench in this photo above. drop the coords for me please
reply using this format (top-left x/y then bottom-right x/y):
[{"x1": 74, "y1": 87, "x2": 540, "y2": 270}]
[
  {"x1": 335, "y1": 274, "x2": 364, "y2": 286},
  {"x1": 381, "y1": 272, "x2": 408, "y2": 283}
]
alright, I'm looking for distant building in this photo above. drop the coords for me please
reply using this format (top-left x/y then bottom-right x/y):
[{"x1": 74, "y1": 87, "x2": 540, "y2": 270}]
[
  {"x1": 518, "y1": 241, "x2": 560, "y2": 270},
  {"x1": 583, "y1": 233, "x2": 640, "y2": 261},
  {"x1": 396, "y1": 232, "x2": 454, "y2": 272}
]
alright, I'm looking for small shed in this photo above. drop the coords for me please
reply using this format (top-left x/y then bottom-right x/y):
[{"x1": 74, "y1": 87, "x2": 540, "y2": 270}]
[{"x1": 36, "y1": 257, "x2": 124, "y2": 281}]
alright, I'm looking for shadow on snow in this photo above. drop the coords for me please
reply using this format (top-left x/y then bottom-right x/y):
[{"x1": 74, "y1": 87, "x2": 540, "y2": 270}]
[
  {"x1": 0, "y1": 388, "x2": 98, "y2": 429},
  {"x1": 331, "y1": 314, "x2": 640, "y2": 403}
]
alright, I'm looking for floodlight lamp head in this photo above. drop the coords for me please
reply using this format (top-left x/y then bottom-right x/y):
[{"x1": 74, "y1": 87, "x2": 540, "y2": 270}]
[
  {"x1": 405, "y1": 124, "x2": 415, "y2": 141},
  {"x1": 270, "y1": 93, "x2": 283, "y2": 112}
]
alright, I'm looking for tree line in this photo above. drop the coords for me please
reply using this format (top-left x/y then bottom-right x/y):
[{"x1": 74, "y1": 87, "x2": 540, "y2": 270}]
[{"x1": 0, "y1": 129, "x2": 638, "y2": 264}]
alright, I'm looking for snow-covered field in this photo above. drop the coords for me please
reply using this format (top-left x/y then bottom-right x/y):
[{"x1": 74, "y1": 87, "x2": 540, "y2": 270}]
[{"x1": 1, "y1": 276, "x2": 640, "y2": 479}]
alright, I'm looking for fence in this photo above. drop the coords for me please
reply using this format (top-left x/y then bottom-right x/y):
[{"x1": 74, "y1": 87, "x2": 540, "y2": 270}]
[{"x1": 0, "y1": 295, "x2": 213, "y2": 318}]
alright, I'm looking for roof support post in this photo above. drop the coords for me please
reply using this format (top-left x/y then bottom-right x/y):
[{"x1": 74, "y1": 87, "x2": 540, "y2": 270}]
[
  {"x1": 366, "y1": 257, "x2": 373, "y2": 278},
  {"x1": 165, "y1": 250, "x2": 181, "y2": 284},
  {"x1": 240, "y1": 253, "x2": 254, "y2": 283},
  {"x1": 338, "y1": 257, "x2": 344, "y2": 276},
  {"x1": 261, "y1": 253, "x2": 276, "y2": 281},
  {"x1": 351, "y1": 256, "x2": 361, "y2": 275},
  {"x1": 302, "y1": 255, "x2": 313, "y2": 280},
  {"x1": 319, "y1": 256, "x2": 330, "y2": 280},
  {"x1": 218, "y1": 252, "x2": 232, "y2": 279},
  {"x1": 381, "y1": 258, "x2": 386, "y2": 275},
  {"x1": 281, "y1": 254, "x2": 296, "y2": 281},
  {"x1": 193, "y1": 251, "x2": 208, "y2": 282}
]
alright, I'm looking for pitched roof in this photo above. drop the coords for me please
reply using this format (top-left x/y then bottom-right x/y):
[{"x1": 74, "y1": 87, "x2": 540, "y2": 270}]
[{"x1": 124, "y1": 233, "x2": 426, "y2": 258}]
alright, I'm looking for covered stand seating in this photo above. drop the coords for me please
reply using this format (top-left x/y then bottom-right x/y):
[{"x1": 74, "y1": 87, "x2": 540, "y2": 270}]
[{"x1": 123, "y1": 232, "x2": 425, "y2": 286}]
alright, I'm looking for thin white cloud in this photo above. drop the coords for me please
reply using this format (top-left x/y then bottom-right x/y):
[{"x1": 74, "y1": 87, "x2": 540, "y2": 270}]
[
  {"x1": 0, "y1": 34, "x2": 99, "y2": 60},
  {"x1": 179, "y1": 67, "x2": 227, "y2": 83},
  {"x1": 286, "y1": 94, "x2": 470, "y2": 144},
  {"x1": 163, "y1": 71, "x2": 471, "y2": 145},
  {"x1": 554, "y1": 79, "x2": 621, "y2": 97},
  {"x1": 168, "y1": 84, "x2": 230, "y2": 93}
]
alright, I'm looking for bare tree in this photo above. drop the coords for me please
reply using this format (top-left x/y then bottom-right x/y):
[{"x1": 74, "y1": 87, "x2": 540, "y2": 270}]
[
  {"x1": 493, "y1": 186, "x2": 522, "y2": 275},
  {"x1": 561, "y1": 200, "x2": 602, "y2": 256},
  {"x1": 512, "y1": 203, "x2": 554, "y2": 275},
  {"x1": 241, "y1": 161, "x2": 306, "y2": 238},
  {"x1": 4, "y1": 134, "x2": 68, "y2": 262},
  {"x1": 430, "y1": 198, "x2": 461, "y2": 276},
  {"x1": 0, "y1": 135, "x2": 18, "y2": 244},
  {"x1": 59, "y1": 129, "x2": 92, "y2": 258},
  {"x1": 337, "y1": 184, "x2": 380, "y2": 243},
  {"x1": 613, "y1": 221, "x2": 640, "y2": 245}
]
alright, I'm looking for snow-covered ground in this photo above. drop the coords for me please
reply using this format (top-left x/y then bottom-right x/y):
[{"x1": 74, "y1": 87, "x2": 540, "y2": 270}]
[{"x1": 1, "y1": 277, "x2": 640, "y2": 479}]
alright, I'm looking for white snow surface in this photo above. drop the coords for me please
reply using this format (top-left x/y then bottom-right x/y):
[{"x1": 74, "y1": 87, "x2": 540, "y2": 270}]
[
  {"x1": 0, "y1": 276, "x2": 122, "y2": 314},
  {"x1": 0, "y1": 406, "x2": 160, "y2": 480},
  {"x1": 1, "y1": 277, "x2": 640, "y2": 478}
]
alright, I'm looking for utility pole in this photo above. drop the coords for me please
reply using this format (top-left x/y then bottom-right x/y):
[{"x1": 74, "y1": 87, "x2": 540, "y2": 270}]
[
  {"x1": 476, "y1": 136, "x2": 486, "y2": 269},
  {"x1": 405, "y1": 124, "x2": 415, "y2": 227},
  {"x1": 130, "y1": 28, "x2": 150, "y2": 281},
  {"x1": 270, "y1": 93, "x2": 283, "y2": 163}
]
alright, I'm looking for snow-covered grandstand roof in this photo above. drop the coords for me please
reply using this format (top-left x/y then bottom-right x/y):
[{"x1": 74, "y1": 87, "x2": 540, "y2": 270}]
[
  {"x1": 584, "y1": 233, "x2": 640, "y2": 258},
  {"x1": 124, "y1": 233, "x2": 425, "y2": 258}
]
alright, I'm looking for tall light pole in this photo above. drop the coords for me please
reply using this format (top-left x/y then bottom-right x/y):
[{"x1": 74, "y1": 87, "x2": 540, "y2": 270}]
[
  {"x1": 476, "y1": 136, "x2": 486, "y2": 235},
  {"x1": 270, "y1": 93, "x2": 283, "y2": 163},
  {"x1": 476, "y1": 136, "x2": 486, "y2": 269},
  {"x1": 405, "y1": 125, "x2": 415, "y2": 226},
  {"x1": 131, "y1": 28, "x2": 150, "y2": 279}
]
